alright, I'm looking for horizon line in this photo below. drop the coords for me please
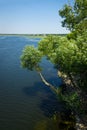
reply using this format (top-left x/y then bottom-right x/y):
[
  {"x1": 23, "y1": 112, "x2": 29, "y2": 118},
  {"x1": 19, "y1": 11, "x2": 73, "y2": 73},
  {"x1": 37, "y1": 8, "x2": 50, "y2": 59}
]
[{"x1": 0, "y1": 33, "x2": 68, "y2": 35}]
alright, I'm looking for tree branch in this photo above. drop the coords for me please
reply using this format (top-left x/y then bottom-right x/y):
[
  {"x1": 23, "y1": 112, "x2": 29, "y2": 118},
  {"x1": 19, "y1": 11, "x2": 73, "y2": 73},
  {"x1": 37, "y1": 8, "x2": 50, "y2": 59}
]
[{"x1": 38, "y1": 72, "x2": 58, "y2": 94}]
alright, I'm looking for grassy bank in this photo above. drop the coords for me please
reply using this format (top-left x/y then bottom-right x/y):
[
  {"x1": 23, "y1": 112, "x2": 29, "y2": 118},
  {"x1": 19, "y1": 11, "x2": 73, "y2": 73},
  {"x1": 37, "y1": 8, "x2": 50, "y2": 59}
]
[{"x1": 0, "y1": 34, "x2": 66, "y2": 38}]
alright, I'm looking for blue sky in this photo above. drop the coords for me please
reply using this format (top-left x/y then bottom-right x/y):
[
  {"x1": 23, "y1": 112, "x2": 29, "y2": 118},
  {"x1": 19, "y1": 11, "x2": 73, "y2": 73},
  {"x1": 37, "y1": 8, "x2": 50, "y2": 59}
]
[{"x1": 0, "y1": 0, "x2": 70, "y2": 34}]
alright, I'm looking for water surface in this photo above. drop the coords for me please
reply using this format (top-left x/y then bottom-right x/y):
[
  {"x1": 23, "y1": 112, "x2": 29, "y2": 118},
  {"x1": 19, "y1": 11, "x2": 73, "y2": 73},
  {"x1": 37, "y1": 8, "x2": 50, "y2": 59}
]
[{"x1": 0, "y1": 36, "x2": 62, "y2": 130}]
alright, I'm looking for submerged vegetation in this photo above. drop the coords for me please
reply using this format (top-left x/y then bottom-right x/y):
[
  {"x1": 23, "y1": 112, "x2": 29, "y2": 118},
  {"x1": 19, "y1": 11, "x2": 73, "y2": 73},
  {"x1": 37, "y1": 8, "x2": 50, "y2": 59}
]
[{"x1": 21, "y1": 0, "x2": 87, "y2": 129}]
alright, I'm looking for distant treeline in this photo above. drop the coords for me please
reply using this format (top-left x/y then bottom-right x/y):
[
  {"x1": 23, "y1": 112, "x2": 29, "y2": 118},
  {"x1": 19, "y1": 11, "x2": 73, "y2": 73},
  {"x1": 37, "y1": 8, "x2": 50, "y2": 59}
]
[{"x1": 0, "y1": 34, "x2": 67, "y2": 37}]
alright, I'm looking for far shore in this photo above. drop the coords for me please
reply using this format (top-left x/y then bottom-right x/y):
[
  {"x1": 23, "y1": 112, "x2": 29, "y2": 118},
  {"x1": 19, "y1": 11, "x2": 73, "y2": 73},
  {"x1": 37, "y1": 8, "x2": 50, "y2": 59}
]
[{"x1": 0, "y1": 34, "x2": 66, "y2": 38}]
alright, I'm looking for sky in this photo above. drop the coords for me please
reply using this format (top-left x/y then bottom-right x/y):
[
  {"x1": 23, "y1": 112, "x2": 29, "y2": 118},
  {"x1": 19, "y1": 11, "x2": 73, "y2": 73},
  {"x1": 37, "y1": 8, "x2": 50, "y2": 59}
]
[{"x1": 0, "y1": 0, "x2": 70, "y2": 34}]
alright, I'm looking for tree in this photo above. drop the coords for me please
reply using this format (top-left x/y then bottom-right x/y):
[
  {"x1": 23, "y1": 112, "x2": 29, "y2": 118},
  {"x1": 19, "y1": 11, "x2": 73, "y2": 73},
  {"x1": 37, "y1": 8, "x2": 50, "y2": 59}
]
[
  {"x1": 21, "y1": 46, "x2": 42, "y2": 71},
  {"x1": 59, "y1": 0, "x2": 87, "y2": 37},
  {"x1": 21, "y1": 45, "x2": 57, "y2": 93},
  {"x1": 38, "y1": 34, "x2": 87, "y2": 89},
  {"x1": 20, "y1": 0, "x2": 87, "y2": 115},
  {"x1": 58, "y1": 0, "x2": 87, "y2": 89}
]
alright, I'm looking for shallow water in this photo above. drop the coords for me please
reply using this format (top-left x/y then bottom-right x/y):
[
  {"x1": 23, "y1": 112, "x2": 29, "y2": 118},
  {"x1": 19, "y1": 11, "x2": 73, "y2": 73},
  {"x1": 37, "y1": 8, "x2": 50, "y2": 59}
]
[{"x1": 0, "y1": 36, "x2": 63, "y2": 130}]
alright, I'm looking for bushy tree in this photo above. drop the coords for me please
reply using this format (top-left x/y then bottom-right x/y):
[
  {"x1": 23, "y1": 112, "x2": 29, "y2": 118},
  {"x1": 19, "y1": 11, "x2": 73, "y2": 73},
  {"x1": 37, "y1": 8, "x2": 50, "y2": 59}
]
[
  {"x1": 20, "y1": 0, "x2": 87, "y2": 114},
  {"x1": 38, "y1": 34, "x2": 87, "y2": 90},
  {"x1": 59, "y1": 0, "x2": 87, "y2": 30},
  {"x1": 59, "y1": 0, "x2": 87, "y2": 38},
  {"x1": 21, "y1": 46, "x2": 42, "y2": 71}
]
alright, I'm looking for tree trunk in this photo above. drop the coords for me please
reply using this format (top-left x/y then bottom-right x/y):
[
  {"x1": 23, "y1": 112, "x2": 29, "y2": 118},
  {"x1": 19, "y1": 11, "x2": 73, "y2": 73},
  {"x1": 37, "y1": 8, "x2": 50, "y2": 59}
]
[
  {"x1": 68, "y1": 73, "x2": 77, "y2": 87},
  {"x1": 38, "y1": 72, "x2": 58, "y2": 93},
  {"x1": 68, "y1": 73, "x2": 81, "y2": 92}
]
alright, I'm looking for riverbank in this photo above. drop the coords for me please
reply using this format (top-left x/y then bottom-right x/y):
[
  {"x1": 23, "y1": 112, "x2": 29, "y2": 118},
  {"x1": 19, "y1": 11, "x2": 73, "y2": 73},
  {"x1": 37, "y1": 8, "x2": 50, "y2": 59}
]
[
  {"x1": 58, "y1": 70, "x2": 87, "y2": 130},
  {"x1": 0, "y1": 34, "x2": 44, "y2": 38},
  {"x1": 0, "y1": 34, "x2": 66, "y2": 38}
]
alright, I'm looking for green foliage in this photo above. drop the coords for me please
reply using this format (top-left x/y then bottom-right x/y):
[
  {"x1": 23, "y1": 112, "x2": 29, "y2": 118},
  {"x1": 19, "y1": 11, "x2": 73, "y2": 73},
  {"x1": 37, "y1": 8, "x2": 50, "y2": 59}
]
[
  {"x1": 21, "y1": 0, "x2": 87, "y2": 89},
  {"x1": 58, "y1": 0, "x2": 87, "y2": 89},
  {"x1": 38, "y1": 32, "x2": 87, "y2": 89},
  {"x1": 60, "y1": 92, "x2": 81, "y2": 112},
  {"x1": 20, "y1": 0, "x2": 87, "y2": 117},
  {"x1": 38, "y1": 35, "x2": 60, "y2": 62},
  {"x1": 59, "y1": 4, "x2": 75, "y2": 30},
  {"x1": 39, "y1": 34, "x2": 87, "y2": 72},
  {"x1": 21, "y1": 46, "x2": 42, "y2": 71},
  {"x1": 59, "y1": 0, "x2": 87, "y2": 34}
]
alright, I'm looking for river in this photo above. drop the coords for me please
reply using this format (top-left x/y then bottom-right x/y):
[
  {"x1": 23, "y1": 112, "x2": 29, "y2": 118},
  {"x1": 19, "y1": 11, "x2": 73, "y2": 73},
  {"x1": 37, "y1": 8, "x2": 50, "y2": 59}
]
[{"x1": 0, "y1": 36, "x2": 63, "y2": 130}]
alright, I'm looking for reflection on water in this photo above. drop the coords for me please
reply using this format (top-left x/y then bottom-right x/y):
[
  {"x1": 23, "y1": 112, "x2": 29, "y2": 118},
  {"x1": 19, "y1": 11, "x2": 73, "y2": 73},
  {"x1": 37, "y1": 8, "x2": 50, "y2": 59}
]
[
  {"x1": 35, "y1": 111, "x2": 76, "y2": 130},
  {"x1": 0, "y1": 36, "x2": 76, "y2": 130}
]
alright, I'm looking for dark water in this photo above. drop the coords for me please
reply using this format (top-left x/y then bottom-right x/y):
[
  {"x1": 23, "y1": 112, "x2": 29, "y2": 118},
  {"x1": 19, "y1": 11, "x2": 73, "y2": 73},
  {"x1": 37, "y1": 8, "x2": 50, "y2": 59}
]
[{"x1": 0, "y1": 36, "x2": 63, "y2": 130}]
